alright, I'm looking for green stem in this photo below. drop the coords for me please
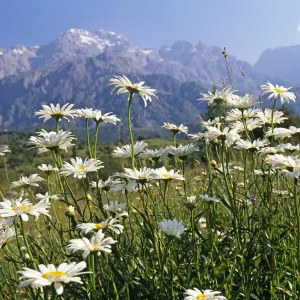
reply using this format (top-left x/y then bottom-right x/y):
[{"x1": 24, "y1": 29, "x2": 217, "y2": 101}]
[
  {"x1": 55, "y1": 118, "x2": 59, "y2": 132},
  {"x1": 294, "y1": 179, "x2": 300, "y2": 282},
  {"x1": 173, "y1": 133, "x2": 177, "y2": 147},
  {"x1": 127, "y1": 92, "x2": 135, "y2": 169},
  {"x1": 20, "y1": 219, "x2": 37, "y2": 268},
  {"x1": 94, "y1": 122, "x2": 100, "y2": 159},
  {"x1": 85, "y1": 118, "x2": 92, "y2": 158}
]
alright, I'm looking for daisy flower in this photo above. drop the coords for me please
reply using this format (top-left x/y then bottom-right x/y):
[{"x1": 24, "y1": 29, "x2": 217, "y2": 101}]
[
  {"x1": 275, "y1": 143, "x2": 300, "y2": 152},
  {"x1": 165, "y1": 144, "x2": 199, "y2": 159},
  {"x1": 109, "y1": 179, "x2": 137, "y2": 194},
  {"x1": 265, "y1": 154, "x2": 300, "y2": 171},
  {"x1": 28, "y1": 130, "x2": 76, "y2": 153},
  {"x1": 110, "y1": 75, "x2": 157, "y2": 107},
  {"x1": 199, "y1": 88, "x2": 235, "y2": 105},
  {"x1": 261, "y1": 81, "x2": 296, "y2": 104},
  {"x1": 152, "y1": 167, "x2": 185, "y2": 181},
  {"x1": 76, "y1": 214, "x2": 127, "y2": 235},
  {"x1": 266, "y1": 127, "x2": 293, "y2": 139},
  {"x1": 201, "y1": 117, "x2": 223, "y2": 129},
  {"x1": 0, "y1": 226, "x2": 16, "y2": 249},
  {"x1": 35, "y1": 103, "x2": 77, "y2": 122},
  {"x1": 18, "y1": 261, "x2": 87, "y2": 295},
  {"x1": 138, "y1": 148, "x2": 166, "y2": 161},
  {"x1": 257, "y1": 147, "x2": 283, "y2": 156},
  {"x1": 112, "y1": 141, "x2": 148, "y2": 158},
  {"x1": 0, "y1": 197, "x2": 51, "y2": 221},
  {"x1": 229, "y1": 118, "x2": 264, "y2": 132},
  {"x1": 76, "y1": 108, "x2": 120, "y2": 125},
  {"x1": 103, "y1": 201, "x2": 127, "y2": 213},
  {"x1": 256, "y1": 109, "x2": 287, "y2": 125},
  {"x1": 60, "y1": 157, "x2": 104, "y2": 179},
  {"x1": 159, "y1": 218, "x2": 185, "y2": 238},
  {"x1": 0, "y1": 145, "x2": 11, "y2": 157},
  {"x1": 11, "y1": 174, "x2": 44, "y2": 189},
  {"x1": 234, "y1": 139, "x2": 269, "y2": 151},
  {"x1": 38, "y1": 164, "x2": 59, "y2": 175},
  {"x1": 226, "y1": 94, "x2": 259, "y2": 109},
  {"x1": 90, "y1": 177, "x2": 122, "y2": 192},
  {"x1": 120, "y1": 167, "x2": 155, "y2": 184},
  {"x1": 187, "y1": 132, "x2": 205, "y2": 142},
  {"x1": 35, "y1": 192, "x2": 59, "y2": 203},
  {"x1": 67, "y1": 229, "x2": 117, "y2": 258},
  {"x1": 184, "y1": 288, "x2": 226, "y2": 300},
  {"x1": 162, "y1": 122, "x2": 188, "y2": 134},
  {"x1": 225, "y1": 108, "x2": 261, "y2": 122},
  {"x1": 204, "y1": 124, "x2": 240, "y2": 146}
]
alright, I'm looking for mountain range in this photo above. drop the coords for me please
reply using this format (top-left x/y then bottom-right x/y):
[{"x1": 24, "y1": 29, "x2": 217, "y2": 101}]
[{"x1": 0, "y1": 28, "x2": 299, "y2": 129}]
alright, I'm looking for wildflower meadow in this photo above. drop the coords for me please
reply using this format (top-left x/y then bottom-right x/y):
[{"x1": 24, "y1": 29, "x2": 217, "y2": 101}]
[{"x1": 0, "y1": 72, "x2": 300, "y2": 300}]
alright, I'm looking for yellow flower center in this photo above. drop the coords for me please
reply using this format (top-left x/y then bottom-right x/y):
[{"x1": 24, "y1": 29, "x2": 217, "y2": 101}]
[
  {"x1": 274, "y1": 87, "x2": 284, "y2": 93},
  {"x1": 77, "y1": 165, "x2": 85, "y2": 172},
  {"x1": 42, "y1": 271, "x2": 66, "y2": 279},
  {"x1": 197, "y1": 295, "x2": 206, "y2": 299},
  {"x1": 95, "y1": 223, "x2": 102, "y2": 229},
  {"x1": 162, "y1": 173, "x2": 172, "y2": 179},
  {"x1": 12, "y1": 205, "x2": 31, "y2": 212},
  {"x1": 92, "y1": 244, "x2": 99, "y2": 249}
]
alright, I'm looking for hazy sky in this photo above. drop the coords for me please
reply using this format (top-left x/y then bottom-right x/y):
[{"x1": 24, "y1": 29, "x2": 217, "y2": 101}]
[{"x1": 1, "y1": 0, "x2": 300, "y2": 64}]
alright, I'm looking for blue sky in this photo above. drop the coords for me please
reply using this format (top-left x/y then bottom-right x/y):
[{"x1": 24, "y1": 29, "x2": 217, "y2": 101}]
[{"x1": 1, "y1": 0, "x2": 300, "y2": 64}]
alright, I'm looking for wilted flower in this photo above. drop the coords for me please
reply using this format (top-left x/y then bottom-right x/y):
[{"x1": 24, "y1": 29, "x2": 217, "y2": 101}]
[
  {"x1": 261, "y1": 81, "x2": 296, "y2": 104},
  {"x1": 110, "y1": 75, "x2": 157, "y2": 107},
  {"x1": 18, "y1": 261, "x2": 87, "y2": 295},
  {"x1": 35, "y1": 103, "x2": 77, "y2": 122},
  {"x1": 67, "y1": 230, "x2": 117, "y2": 258},
  {"x1": 60, "y1": 157, "x2": 104, "y2": 179}
]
